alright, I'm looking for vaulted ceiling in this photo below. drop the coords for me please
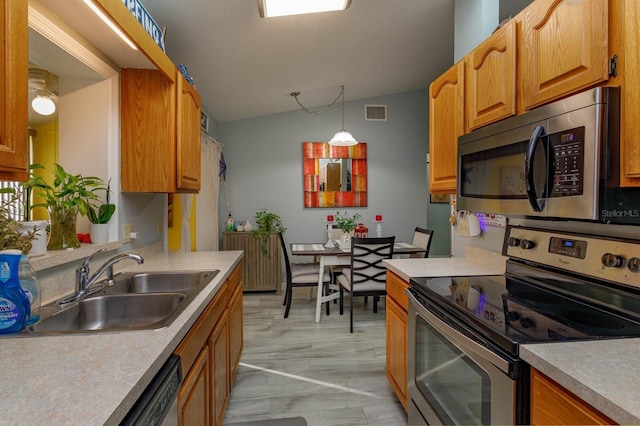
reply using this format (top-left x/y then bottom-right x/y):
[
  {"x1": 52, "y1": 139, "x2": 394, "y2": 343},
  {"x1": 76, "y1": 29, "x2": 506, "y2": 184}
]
[{"x1": 140, "y1": 0, "x2": 455, "y2": 123}]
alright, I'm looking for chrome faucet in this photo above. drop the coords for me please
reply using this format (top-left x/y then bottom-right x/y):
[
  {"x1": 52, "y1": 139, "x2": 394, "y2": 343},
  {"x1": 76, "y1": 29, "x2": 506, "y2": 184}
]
[{"x1": 58, "y1": 249, "x2": 144, "y2": 306}]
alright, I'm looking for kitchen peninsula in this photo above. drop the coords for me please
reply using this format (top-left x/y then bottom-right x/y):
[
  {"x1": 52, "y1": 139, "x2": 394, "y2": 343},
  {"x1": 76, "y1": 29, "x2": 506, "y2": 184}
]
[{"x1": 0, "y1": 250, "x2": 243, "y2": 425}]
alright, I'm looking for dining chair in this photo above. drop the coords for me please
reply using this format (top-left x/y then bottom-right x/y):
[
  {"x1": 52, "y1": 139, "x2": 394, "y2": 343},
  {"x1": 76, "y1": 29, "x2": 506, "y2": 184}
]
[
  {"x1": 337, "y1": 236, "x2": 395, "y2": 333},
  {"x1": 410, "y1": 227, "x2": 434, "y2": 258},
  {"x1": 278, "y1": 232, "x2": 331, "y2": 319}
]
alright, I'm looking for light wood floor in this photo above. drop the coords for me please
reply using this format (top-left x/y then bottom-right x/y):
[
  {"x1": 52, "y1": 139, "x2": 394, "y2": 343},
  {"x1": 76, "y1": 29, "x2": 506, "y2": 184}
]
[{"x1": 222, "y1": 289, "x2": 408, "y2": 426}]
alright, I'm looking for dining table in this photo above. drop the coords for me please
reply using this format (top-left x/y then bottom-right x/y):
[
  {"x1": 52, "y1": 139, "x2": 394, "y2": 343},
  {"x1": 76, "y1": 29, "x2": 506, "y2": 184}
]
[{"x1": 290, "y1": 241, "x2": 426, "y2": 322}]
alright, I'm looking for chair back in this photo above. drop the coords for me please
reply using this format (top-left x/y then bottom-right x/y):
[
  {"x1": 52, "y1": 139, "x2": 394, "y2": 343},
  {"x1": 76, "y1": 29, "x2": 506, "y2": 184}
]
[
  {"x1": 349, "y1": 236, "x2": 395, "y2": 289},
  {"x1": 277, "y1": 232, "x2": 292, "y2": 281},
  {"x1": 411, "y1": 227, "x2": 434, "y2": 258}
]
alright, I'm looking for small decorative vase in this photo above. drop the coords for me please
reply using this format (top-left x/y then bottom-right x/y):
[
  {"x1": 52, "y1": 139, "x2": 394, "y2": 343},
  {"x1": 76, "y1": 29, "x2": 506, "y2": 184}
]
[
  {"x1": 341, "y1": 231, "x2": 351, "y2": 246},
  {"x1": 89, "y1": 223, "x2": 109, "y2": 244},
  {"x1": 47, "y1": 206, "x2": 80, "y2": 250},
  {"x1": 243, "y1": 220, "x2": 253, "y2": 232}
]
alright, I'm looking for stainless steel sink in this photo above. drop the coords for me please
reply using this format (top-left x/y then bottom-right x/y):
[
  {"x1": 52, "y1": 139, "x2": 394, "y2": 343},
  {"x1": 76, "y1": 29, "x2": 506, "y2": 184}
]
[
  {"x1": 105, "y1": 270, "x2": 219, "y2": 294},
  {"x1": 28, "y1": 270, "x2": 220, "y2": 335},
  {"x1": 29, "y1": 293, "x2": 185, "y2": 333}
]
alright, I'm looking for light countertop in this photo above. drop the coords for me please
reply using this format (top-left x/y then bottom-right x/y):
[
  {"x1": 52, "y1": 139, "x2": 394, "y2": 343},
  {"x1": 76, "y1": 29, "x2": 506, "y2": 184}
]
[
  {"x1": 383, "y1": 246, "x2": 508, "y2": 281},
  {"x1": 0, "y1": 250, "x2": 243, "y2": 425}
]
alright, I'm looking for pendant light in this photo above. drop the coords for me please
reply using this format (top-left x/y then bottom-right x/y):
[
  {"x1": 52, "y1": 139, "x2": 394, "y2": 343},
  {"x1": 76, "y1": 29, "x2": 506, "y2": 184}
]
[{"x1": 329, "y1": 85, "x2": 358, "y2": 146}]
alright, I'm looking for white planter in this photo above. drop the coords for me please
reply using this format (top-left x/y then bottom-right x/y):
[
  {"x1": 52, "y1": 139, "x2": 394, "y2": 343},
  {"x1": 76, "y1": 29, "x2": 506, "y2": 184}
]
[
  {"x1": 89, "y1": 223, "x2": 109, "y2": 244},
  {"x1": 341, "y1": 231, "x2": 351, "y2": 247},
  {"x1": 17, "y1": 220, "x2": 48, "y2": 258}
]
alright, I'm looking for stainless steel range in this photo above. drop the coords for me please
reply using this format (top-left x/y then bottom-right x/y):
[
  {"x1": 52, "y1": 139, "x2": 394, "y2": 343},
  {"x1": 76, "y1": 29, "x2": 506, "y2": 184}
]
[{"x1": 406, "y1": 225, "x2": 640, "y2": 425}]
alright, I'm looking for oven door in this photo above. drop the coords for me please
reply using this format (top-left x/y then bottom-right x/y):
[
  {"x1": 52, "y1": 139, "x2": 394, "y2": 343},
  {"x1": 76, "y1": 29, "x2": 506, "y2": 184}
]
[{"x1": 407, "y1": 290, "x2": 525, "y2": 425}]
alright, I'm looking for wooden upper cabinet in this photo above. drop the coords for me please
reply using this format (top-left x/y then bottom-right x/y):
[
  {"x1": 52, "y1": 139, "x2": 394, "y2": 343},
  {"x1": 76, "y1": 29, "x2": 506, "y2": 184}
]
[
  {"x1": 120, "y1": 69, "x2": 201, "y2": 193},
  {"x1": 176, "y1": 73, "x2": 202, "y2": 191},
  {"x1": 611, "y1": 0, "x2": 640, "y2": 187},
  {"x1": 521, "y1": 0, "x2": 609, "y2": 110},
  {"x1": 0, "y1": 0, "x2": 28, "y2": 182},
  {"x1": 466, "y1": 20, "x2": 516, "y2": 130},
  {"x1": 429, "y1": 61, "x2": 464, "y2": 194}
]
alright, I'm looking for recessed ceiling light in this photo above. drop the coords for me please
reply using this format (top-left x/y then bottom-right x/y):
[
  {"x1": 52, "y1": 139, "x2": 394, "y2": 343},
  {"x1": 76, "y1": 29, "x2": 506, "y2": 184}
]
[{"x1": 258, "y1": 0, "x2": 351, "y2": 18}]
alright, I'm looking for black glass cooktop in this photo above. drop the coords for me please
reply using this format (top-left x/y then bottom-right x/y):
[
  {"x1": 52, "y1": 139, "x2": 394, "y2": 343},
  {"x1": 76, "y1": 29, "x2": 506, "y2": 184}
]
[{"x1": 409, "y1": 260, "x2": 640, "y2": 356}]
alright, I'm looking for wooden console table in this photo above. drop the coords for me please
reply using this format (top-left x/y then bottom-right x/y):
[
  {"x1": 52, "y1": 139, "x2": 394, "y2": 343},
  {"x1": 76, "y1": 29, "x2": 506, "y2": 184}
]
[{"x1": 222, "y1": 232, "x2": 281, "y2": 293}]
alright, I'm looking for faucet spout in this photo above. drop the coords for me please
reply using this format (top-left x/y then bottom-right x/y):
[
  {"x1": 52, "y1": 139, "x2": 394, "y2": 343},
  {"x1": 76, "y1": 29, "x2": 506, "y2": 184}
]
[
  {"x1": 59, "y1": 251, "x2": 144, "y2": 307},
  {"x1": 85, "y1": 252, "x2": 144, "y2": 291}
]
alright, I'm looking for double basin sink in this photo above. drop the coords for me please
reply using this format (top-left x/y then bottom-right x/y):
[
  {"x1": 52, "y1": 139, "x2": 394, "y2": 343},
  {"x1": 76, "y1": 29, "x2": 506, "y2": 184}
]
[{"x1": 28, "y1": 270, "x2": 219, "y2": 335}]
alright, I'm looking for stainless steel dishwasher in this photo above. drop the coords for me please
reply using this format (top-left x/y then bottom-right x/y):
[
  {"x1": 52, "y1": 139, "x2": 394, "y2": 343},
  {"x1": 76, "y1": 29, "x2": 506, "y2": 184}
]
[{"x1": 121, "y1": 354, "x2": 182, "y2": 425}]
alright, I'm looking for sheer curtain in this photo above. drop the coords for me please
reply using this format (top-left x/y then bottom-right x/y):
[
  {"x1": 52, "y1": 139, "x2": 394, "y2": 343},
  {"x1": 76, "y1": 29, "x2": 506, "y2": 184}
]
[
  {"x1": 196, "y1": 132, "x2": 223, "y2": 251},
  {"x1": 179, "y1": 194, "x2": 192, "y2": 252}
]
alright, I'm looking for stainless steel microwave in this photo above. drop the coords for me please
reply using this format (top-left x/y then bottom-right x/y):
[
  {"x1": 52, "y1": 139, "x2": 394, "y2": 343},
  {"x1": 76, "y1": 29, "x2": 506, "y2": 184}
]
[{"x1": 457, "y1": 86, "x2": 640, "y2": 225}]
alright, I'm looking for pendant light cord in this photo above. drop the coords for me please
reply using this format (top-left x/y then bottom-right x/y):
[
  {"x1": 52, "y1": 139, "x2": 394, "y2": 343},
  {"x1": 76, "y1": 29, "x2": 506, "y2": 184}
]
[{"x1": 290, "y1": 85, "x2": 344, "y2": 115}]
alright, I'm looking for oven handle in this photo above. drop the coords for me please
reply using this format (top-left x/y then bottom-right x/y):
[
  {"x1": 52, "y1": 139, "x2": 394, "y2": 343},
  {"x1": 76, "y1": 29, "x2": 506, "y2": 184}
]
[{"x1": 407, "y1": 290, "x2": 512, "y2": 375}]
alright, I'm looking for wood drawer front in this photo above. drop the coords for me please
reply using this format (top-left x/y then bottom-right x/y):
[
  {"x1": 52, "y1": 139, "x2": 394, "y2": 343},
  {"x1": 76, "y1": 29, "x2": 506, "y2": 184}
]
[
  {"x1": 176, "y1": 283, "x2": 229, "y2": 374},
  {"x1": 386, "y1": 271, "x2": 409, "y2": 311}
]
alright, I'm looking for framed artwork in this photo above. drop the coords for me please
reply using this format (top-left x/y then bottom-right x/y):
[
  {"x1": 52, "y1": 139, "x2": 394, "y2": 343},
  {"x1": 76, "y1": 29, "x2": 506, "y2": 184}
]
[
  {"x1": 302, "y1": 142, "x2": 367, "y2": 208},
  {"x1": 430, "y1": 193, "x2": 450, "y2": 204}
]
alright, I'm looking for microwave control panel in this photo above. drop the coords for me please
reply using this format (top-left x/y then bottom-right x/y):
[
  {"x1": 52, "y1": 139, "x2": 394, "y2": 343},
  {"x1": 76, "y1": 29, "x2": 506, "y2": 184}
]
[{"x1": 550, "y1": 126, "x2": 585, "y2": 197}]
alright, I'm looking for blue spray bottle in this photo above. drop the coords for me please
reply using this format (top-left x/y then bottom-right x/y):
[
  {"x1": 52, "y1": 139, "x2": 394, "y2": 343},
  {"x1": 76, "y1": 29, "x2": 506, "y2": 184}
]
[{"x1": 0, "y1": 250, "x2": 30, "y2": 334}]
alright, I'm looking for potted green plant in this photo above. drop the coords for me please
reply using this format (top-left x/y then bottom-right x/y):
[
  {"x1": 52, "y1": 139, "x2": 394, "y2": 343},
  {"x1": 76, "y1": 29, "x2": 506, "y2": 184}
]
[
  {"x1": 335, "y1": 211, "x2": 361, "y2": 246},
  {"x1": 87, "y1": 179, "x2": 115, "y2": 244},
  {"x1": 252, "y1": 209, "x2": 286, "y2": 255},
  {"x1": 0, "y1": 188, "x2": 38, "y2": 255},
  {"x1": 22, "y1": 163, "x2": 106, "y2": 250}
]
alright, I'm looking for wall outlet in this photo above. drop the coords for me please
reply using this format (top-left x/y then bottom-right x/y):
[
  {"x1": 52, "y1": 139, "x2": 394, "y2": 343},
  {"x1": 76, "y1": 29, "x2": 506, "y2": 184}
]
[{"x1": 122, "y1": 223, "x2": 134, "y2": 243}]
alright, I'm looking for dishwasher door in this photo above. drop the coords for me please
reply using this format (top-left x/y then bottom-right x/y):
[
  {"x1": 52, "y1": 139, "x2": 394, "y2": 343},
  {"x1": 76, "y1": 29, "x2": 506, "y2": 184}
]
[{"x1": 121, "y1": 354, "x2": 182, "y2": 426}]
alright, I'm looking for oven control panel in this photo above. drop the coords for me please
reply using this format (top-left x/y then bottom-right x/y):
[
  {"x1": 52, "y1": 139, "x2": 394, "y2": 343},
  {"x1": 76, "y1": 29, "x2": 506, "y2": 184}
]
[
  {"x1": 504, "y1": 226, "x2": 640, "y2": 289},
  {"x1": 548, "y1": 237, "x2": 587, "y2": 259}
]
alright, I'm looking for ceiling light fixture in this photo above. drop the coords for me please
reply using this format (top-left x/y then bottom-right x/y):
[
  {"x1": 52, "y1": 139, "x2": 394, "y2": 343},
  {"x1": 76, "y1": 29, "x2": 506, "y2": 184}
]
[
  {"x1": 258, "y1": 0, "x2": 351, "y2": 18},
  {"x1": 83, "y1": 0, "x2": 138, "y2": 50},
  {"x1": 31, "y1": 91, "x2": 56, "y2": 116},
  {"x1": 329, "y1": 85, "x2": 358, "y2": 147}
]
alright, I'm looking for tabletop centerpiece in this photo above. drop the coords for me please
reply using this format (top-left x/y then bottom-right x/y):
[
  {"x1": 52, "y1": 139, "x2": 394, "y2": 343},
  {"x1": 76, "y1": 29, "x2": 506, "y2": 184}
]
[{"x1": 334, "y1": 211, "x2": 361, "y2": 246}]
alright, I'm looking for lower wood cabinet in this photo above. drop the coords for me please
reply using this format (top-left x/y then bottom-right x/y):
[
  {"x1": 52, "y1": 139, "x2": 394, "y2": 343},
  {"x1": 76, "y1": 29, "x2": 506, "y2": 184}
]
[
  {"x1": 178, "y1": 346, "x2": 210, "y2": 425},
  {"x1": 530, "y1": 368, "x2": 615, "y2": 425},
  {"x1": 228, "y1": 273, "x2": 243, "y2": 383},
  {"x1": 222, "y1": 232, "x2": 280, "y2": 292},
  {"x1": 175, "y1": 261, "x2": 243, "y2": 426},
  {"x1": 385, "y1": 271, "x2": 410, "y2": 412},
  {"x1": 210, "y1": 310, "x2": 229, "y2": 426}
]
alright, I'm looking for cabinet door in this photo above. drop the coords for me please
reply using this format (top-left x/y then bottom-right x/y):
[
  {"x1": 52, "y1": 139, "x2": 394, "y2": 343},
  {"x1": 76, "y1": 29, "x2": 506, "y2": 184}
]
[
  {"x1": 0, "y1": 0, "x2": 28, "y2": 181},
  {"x1": 210, "y1": 311, "x2": 229, "y2": 426},
  {"x1": 176, "y1": 72, "x2": 201, "y2": 191},
  {"x1": 228, "y1": 279, "x2": 243, "y2": 383},
  {"x1": 386, "y1": 296, "x2": 408, "y2": 412},
  {"x1": 120, "y1": 68, "x2": 176, "y2": 192},
  {"x1": 466, "y1": 20, "x2": 516, "y2": 130},
  {"x1": 615, "y1": 0, "x2": 640, "y2": 186},
  {"x1": 521, "y1": 0, "x2": 608, "y2": 109},
  {"x1": 429, "y1": 61, "x2": 464, "y2": 194},
  {"x1": 530, "y1": 368, "x2": 614, "y2": 425},
  {"x1": 178, "y1": 346, "x2": 210, "y2": 426}
]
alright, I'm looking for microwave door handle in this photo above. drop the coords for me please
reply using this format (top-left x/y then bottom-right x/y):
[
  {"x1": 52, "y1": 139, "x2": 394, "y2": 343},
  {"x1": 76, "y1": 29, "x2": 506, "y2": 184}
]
[{"x1": 525, "y1": 125, "x2": 547, "y2": 212}]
